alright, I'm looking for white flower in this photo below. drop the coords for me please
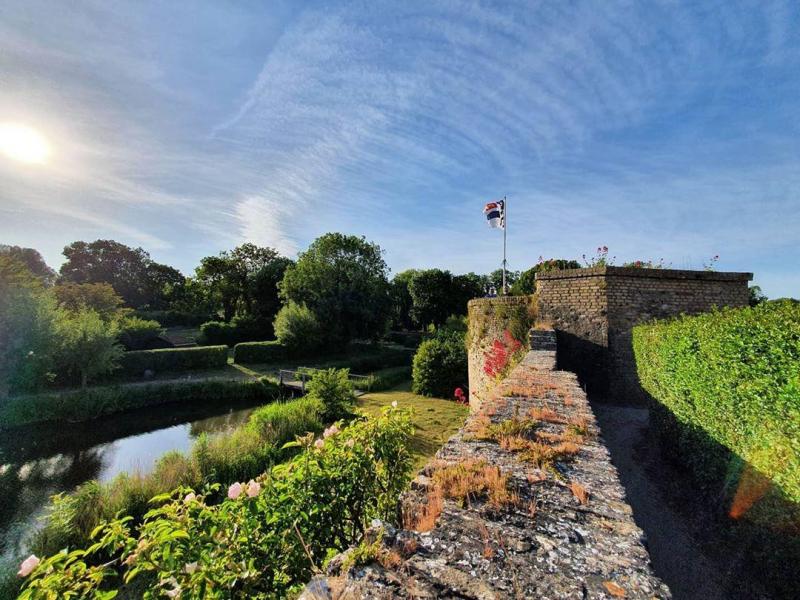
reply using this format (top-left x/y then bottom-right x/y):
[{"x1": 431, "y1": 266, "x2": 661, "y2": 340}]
[
  {"x1": 227, "y1": 482, "x2": 243, "y2": 500},
  {"x1": 17, "y1": 555, "x2": 39, "y2": 577},
  {"x1": 314, "y1": 438, "x2": 324, "y2": 449},
  {"x1": 391, "y1": 401, "x2": 398, "y2": 408},
  {"x1": 370, "y1": 518, "x2": 382, "y2": 529},
  {"x1": 183, "y1": 492, "x2": 196, "y2": 503},
  {"x1": 165, "y1": 586, "x2": 181, "y2": 598},
  {"x1": 246, "y1": 480, "x2": 261, "y2": 498},
  {"x1": 184, "y1": 562, "x2": 198, "y2": 574}
]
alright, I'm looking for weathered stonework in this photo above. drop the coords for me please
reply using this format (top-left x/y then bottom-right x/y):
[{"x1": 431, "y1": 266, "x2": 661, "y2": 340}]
[
  {"x1": 301, "y1": 336, "x2": 670, "y2": 599},
  {"x1": 535, "y1": 266, "x2": 751, "y2": 400},
  {"x1": 466, "y1": 295, "x2": 537, "y2": 412}
]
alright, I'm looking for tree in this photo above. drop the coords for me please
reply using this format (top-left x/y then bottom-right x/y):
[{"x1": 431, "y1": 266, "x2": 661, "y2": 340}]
[
  {"x1": 55, "y1": 309, "x2": 123, "y2": 388},
  {"x1": 273, "y1": 302, "x2": 323, "y2": 354},
  {"x1": 250, "y1": 257, "x2": 294, "y2": 329},
  {"x1": 452, "y1": 273, "x2": 485, "y2": 310},
  {"x1": 749, "y1": 285, "x2": 767, "y2": 307},
  {"x1": 53, "y1": 282, "x2": 127, "y2": 322},
  {"x1": 486, "y1": 268, "x2": 520, "y2": 294},
  {"x1": 511, "y1": 259, "x2": 581, "y2": 295},
  {"x1": 280, "y1": 233, "x2": 391, "y2": 344},
  {"x1": 59, "y1": 239, "x2": 181, "y2": 308},
  {"x1": 143, "y1": 262, "x2": 186, "y2": 310},
  {"x1": 408, "y1": 269, "x2": 454, "y2": 329},
  {"x1": 0, "y1": 245, "x2": 56, "y2": 285},
  {"x1": 389, "y1": 269, "x2": 419, "y2": 330},
  {"x1": 196, "y1": 244, "x2": 284, "y2": 322},
  {"x1": 0, "y1": 256, "x2": 60, "y2": 396}
]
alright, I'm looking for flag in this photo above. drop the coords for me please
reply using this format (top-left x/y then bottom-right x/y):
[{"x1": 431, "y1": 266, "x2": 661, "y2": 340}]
[{"x1": 484, "y1": 200, "x2": 505, "y2": 229}]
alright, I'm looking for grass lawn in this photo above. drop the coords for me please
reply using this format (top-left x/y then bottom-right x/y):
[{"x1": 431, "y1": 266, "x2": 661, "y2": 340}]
[{"x1": 356, "y1": 381, "x2": 469, "y2": 468}]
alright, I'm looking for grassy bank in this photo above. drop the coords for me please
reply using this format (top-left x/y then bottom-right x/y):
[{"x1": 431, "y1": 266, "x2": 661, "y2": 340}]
[{"x1": 357, "y1": 381, "x2": 469, "y2": 468}]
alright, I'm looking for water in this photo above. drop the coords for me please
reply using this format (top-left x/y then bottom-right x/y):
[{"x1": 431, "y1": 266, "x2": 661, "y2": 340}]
[{"x1": 0, "y1": 396, "x2": 271, "y2": 564}]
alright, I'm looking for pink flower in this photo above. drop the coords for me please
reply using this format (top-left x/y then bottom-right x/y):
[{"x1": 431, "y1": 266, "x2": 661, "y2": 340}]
[
  {"x1": 165, "y1": 586, "x2": 181, "y2": 598},
  {"x1": 17, "y1": 555, "x2": 39, "y2": 577},
  {"x1": 314, "y1": 438, "x2": 324, "y2": 449},
  {"x1": 323, "y1": 424, "x2": 339, "y2": 438},
  {"x1": 183, "y1": 492, "x2": 196, "y2": 503},
  {"x1": 246, "y1": 480, "x2": 261, "y2": 498},
  {"x1": 227, "y1": 482, "x2": 243, "y2": 500}
]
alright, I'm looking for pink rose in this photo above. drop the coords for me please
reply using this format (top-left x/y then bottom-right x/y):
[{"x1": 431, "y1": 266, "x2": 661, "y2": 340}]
[
  {"x1": 323, "y1": 424, "x2": 339, "y2": 438},
  {"x1": 246, "y1": 480, "x2": 261, "y2": 498},
  {"x1": 227, "y1": 482, "x2": 243, "y2": 500},
  {"x1": 183, "y1": 492, "x2": 196, "y2": 503},
  {"x1": 314, "y1": 439, "x2": 324, "y2": 449},
  {"x1": 17, "y1": 554, "x2": 39, "y2": 577}
]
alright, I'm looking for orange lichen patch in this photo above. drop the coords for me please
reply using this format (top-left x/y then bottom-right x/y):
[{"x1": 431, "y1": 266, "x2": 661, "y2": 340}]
[
  {"x1": 569, "y1": 481, "x2": 589, "y2": 505},
  {"x1": 432, "y1": 460, "x2": 520, "y2": 510},
  {"x1": 603, "y1": 580, "x2": 626, "y2": 597},
  {"x1": 528, "y1": 406, "x2": 567, "y2": 424},
  {"x1": 403, "y1": 487, "x2": 443, "y2": 532}
]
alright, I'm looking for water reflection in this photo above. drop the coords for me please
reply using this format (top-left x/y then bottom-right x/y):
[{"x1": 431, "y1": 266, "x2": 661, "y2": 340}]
[{"x1": 0, "y1": 397, "x2": 267, "y2": 561}]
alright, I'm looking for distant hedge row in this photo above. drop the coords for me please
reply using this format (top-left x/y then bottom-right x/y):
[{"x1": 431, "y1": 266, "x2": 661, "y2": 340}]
[
  {"x1": 233, "y1": 341, "x2": 413, "y2": 372},
  {"x1": 119, "y1": 345, "x2": 228, "y2": 376},
  {"x1": 633, "y1": 300, "x2": 800, "y2": 505},
  {"x1": 0, "y1": 377, "x2": 281, "y2": 428}
]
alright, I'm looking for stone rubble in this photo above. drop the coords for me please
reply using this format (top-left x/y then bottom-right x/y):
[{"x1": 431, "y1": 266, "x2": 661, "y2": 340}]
[{"x1": 300, "y1": 347, "x2": 671, "y2": 600}]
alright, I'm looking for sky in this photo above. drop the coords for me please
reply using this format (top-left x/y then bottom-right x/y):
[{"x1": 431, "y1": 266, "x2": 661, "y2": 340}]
[{"x1": 0, "y1": 0, "x2": 798, "y2": 297}]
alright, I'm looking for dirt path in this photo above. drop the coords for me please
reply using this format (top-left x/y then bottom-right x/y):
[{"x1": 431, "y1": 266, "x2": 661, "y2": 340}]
[{"x1": 591, "y1": 403, "x2": 767, "y2": 600}]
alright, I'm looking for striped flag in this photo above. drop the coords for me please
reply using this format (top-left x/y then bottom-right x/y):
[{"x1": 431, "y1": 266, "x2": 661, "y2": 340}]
[{"x1": 484, "y1": 200, "x2": 505, "y2": 229}]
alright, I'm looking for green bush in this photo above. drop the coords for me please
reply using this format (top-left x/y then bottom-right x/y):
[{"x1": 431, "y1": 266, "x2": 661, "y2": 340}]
[
  {"x1": 118, "y1": 316, "x2": 165, "y2": 350},
  {"x1": 118, "y1": 345, "x2": 228, "y2": 377},
  {"x1": 274, "y1": 301, "x2": 324, "y2": 354},
  {"x1": 133, "y1": 309, "x2": 210, "y2": 327},
  {"x1": 354, "y1": 366, "x2": 412, "y2": 392},
  {"x1": 0, "y1": 377, "x2": 278, "y2": 428},
  {"x1": 412, "y1": 330, "x2": 467, "y2": 397},
  {"x1": 199, "y1": 315, "x2": 273, "y2": 347},
  {"x1": 306, "y1": 368, "x2": 356, "y2": 420},
  {"x1": 19, "y1": 407, "x2": 413, "y2": 599},
  {"x1": 233, "y1": 340, "x2": 287, "y2": 363},
  {"x1": 385, "y1": 330, "x2": 422, "y2": 348}
]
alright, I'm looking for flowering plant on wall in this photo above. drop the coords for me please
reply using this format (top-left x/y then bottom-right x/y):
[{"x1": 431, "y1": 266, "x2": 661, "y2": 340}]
[
  {"x1": 582, "y1": 246, "x2": 615, "y2": 267},
  {"x1": 483, "y1": 329, "x2": 523, "y2": 379}
]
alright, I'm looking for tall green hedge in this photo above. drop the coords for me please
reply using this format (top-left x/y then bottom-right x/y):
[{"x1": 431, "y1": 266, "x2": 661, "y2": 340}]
[
  {"x1": 633, "y1": 300, "x2": 800, "y2": 506},
  {"x1": 119, "y1": 345, "x2": 228, "y2": 376},
  {"x1": 233, "y1": 340, "x2": 287, "y2": 363}
]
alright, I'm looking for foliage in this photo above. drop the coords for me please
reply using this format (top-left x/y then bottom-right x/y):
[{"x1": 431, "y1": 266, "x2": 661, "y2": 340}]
[
  {"x1": 0, "y1": 256, "x2": 61, "y2": 396},
  {"x1": 485, "y1": 268, "x2": 520, "y2": 294},
  {"x1": 53, "y1": 282, "x2": 128, "y2": 322},
  {"x1": 749, "y1": 285, "x2": 767, "y2": 307},
  {"x1": 412, "y1": 329, "x2": 468, "y2": 397},
  {"x1": 55, "y1": 308, "x2": 124, "y2": 388},
  {"x1": 385, "y1": 330, "x2": 422, "y2": 348},
  {"x1": 250, "y1": 256, "x2": 294, "y2": 331},
  {"x1": 199, "y1": 314, "x2": 273, "y2": 347},
  {"x1": 511, "y1": 258, "x2": 580, "y2": 295},
  {"x1": 633, "y1": 301, "x2": 800, "y2": 506},
  {"x1": 118, "y1": 345, "x2": 228, "y2": 377},
  {"x1": 118, "y1": 316, "x2": 165, "y2": 350},
  {"x1": 389, "y1": 269, "x2": 419, "y2": 330},
  {"x1": 306, "y1": 368, "x2": 356, "y2": 420},
  {"x1": 0, "y1": 245, "x2": 56, "y2": 285},
  {"x1": 273, "y1": 301, "x2": 323, "y2": 354},
  {"x1": 621, "y1": 259, "x2": 669, "y2": 269},
  {"x1": 59, "y1": 239, "x2": 184, "y2": 309},
  {"x1": 20, "y1": 408, "x2": 414, "y2": 599},
  {"x1": 0, "y1": 376, "x2": 277, "y2": 429},
  {"x1": 407, "y1": 269, "x2": 482, "y2": 328},
  {"x1": 195, "y1": 243, "x2": 286, "y2": 323},
  {"x1": 354, "y1": 366, "x2": 413, "y2": 392},
  {"x1": 581, "y1": 246, "x2": 615, "y2": 267},
  {"x1": 233, "y1": 340, "x2": 287, "y2": 364},
  {"x1": 280, "y1": 233, "x2": 391, "y2": 344},
  {"x1": 132, "y1": 309, "x2": 211, "y2": 327}
]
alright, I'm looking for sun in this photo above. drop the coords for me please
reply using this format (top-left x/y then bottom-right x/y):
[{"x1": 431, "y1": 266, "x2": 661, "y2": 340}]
[{"x1": 0, "y1": 122, "x2": 52, "y2": 164}]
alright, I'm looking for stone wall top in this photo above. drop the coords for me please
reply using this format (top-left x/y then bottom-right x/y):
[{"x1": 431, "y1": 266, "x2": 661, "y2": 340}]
[
  {"x1": 467, "y1": 295, "x2": 533, "y2": 308},
  {"x1": 535, "y1": 266, "x2": 753, "y2": 282}
]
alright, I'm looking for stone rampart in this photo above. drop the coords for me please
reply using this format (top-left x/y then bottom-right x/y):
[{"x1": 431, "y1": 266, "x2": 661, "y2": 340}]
[{"x1": 301, "y1": 333, "x2": 670, "y2": 599}]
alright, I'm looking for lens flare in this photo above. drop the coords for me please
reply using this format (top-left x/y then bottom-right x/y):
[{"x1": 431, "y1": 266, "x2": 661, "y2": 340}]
[{"x1": 0, "y1": 122, "x2": 51, "y2": 164}]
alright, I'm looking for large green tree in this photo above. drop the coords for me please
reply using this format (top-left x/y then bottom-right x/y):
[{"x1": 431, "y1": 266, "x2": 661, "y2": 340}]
[
  {"x1": 59, "y1": 239, "x2": 184, "y2": 308},
  {"x1": 280, "y1": 233, "x2": 391, "y2": 344},
  {"x1": 389, "y1": 269, "x2": 419, "y2": 330},
  {"x1": 511, "y1": 259, "x2": 581, "y2": 295},
  {"x1": 407, "y1": 270, "x2": 483, "y2": 329},
  {"x1": 0, "y1": 245, "x2": 56, "y2": 286}
]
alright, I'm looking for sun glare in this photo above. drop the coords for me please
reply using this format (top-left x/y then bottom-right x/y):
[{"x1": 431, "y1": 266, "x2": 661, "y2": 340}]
[{"x1": 0, "y1": 122, "x2": 51, "y2": 164}]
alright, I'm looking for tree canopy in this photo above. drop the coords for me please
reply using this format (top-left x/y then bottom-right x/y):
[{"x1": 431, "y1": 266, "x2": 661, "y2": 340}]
[
  {"x1": 280, "y1": 233, "x2": 391, "y2": 343},
  {"x1": 511, "y1": 259, "x2": 581, "y2": 295},
  {"x1": 0, "y1": 245, "x2": 56, "y2": 285}
]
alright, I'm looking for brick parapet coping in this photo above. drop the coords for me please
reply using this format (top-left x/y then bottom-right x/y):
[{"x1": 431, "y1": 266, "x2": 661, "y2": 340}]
[
  {"x1": 535, "y1": 265, "x2": 752, "y2": 282},
  {"x1": 300, "y1": 343, "x2": 670, "y2": 599}
]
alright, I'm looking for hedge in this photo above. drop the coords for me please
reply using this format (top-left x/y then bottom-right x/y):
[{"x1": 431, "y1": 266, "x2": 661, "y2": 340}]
[
  {"x1": 199, "y1": 316, "x2": 274, "y2": 347},
  {"x1": 633, "y1": 300, "x2": 800, "y2": 504},
  {"x1": 133, "y1": 310, "x2": 211, "y2": 327},
  {"x1": 0, "y1": 377, "x2": 281, "y2": 429},
  {"x1": 119, "y1": 345, "x2": 228, "y2": 376},
  {"x1": 354, "y1": 366, "x2": 412, "y2": 392},
  {"x1": 234, "y1": 340, "x2": 287, "y2": 363}
]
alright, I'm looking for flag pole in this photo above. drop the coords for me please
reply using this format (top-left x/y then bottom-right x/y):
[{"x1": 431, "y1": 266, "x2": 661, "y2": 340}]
[{"x1": 502, "y1": 195, "x2": 507, "y2": 295}]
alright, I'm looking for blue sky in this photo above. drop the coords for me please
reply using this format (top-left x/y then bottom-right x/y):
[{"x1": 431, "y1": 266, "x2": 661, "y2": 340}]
[{"x1": 0, "y1": 1, "x2": 798, "y2": 297}]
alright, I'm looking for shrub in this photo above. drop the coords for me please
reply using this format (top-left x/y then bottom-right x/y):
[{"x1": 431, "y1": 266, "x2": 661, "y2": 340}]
[
  {"x1": 133, "y1": 309, "x2": 210, "y2": 327},
  {"x1": 633, "y1": 301, "x2": 800, "y2": 596},
  {"x1": 385, "y1": 330, "x2": 422, "y2": 348},
  {"x1": 412, "y1": 330, "x2": 467, "y2": 397},
  {"x1": 20, "y1": 407, "x2": 414, "y2": 599},
  {"x1": 306, "y1": 368, "x2": 356, "y2": 420},
  {"x1": 0, "y1": 377, "x2": 278, "y2": 429},
  {"x1": 118, "y1": 316, "x2": 165, "y2": 350},
  {"x1": 233, "y1": 340, "x2": 287, "y2": 363},
  {"x1": 354, "y1": 366, "x2": 412, "y2": 392},
  {"x1": 55, "y1": 308, "x2": 124, "y2": 388},
  {"x1": 118, "y1": 345, "x2": 228, "y2": 377},
  {"x1": 274, "y1": 301, "x2": 324, "y2": 354}
]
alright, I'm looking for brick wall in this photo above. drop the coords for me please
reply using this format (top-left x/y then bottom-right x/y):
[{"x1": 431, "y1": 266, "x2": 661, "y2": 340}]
[{"x1": 536, "y1": 266, "x2": 751, "y2": 401}]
